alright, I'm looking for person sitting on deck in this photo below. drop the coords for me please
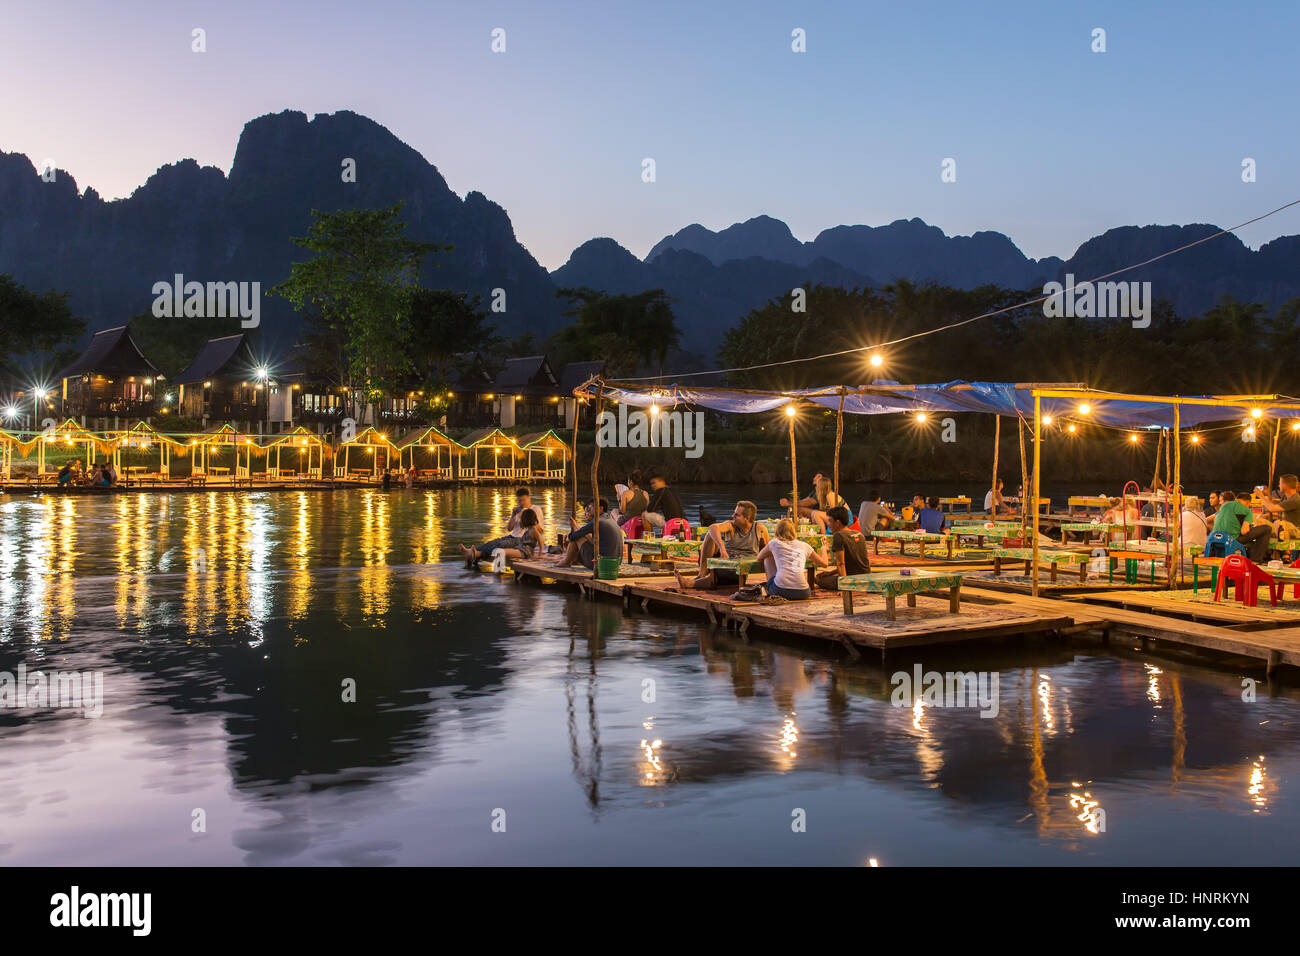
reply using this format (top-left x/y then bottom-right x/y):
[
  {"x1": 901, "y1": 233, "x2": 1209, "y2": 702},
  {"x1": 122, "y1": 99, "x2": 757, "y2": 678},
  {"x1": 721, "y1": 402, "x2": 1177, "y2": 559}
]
[
  {"x1": 1256, "y1": 474, "x2": 1300, "y2": 542},
  {"x1": 815, "y1": 506, "x2": 871, "y2": 591},
  {"x1": 1211, "y1": 490, "x2": 1271, "y2": 563},
  {"x1": 915, "y1": 496, "x2": 948, "y2": 534},
  {"x1": 857, "y1": 492, "x2": 895, "y2": 532},
  {"x1": 753, "y1": 518, "x2": 829, "y2": 601},
  {"x1": 560, "y1": 499, "x2": 624, "y2": 570},
  {"x1": 617, "y1": 470, "x2": 649, "y2": 529},
  {"x1": 674, "y1": 500, "x2": 770, "y2": 591},
  {"x1": 57, "y1": 461, "x2": 74, "y2": 487},
  {"x1": 505, "y1": 487, "x2": 544, "y2": 536},
  {"x1": 1205, "y1": 491, "x2": 1222, "y2": 524},
  {"x1": 404, "y1": 466, "x2": 416, "y2": 489},
  {"x1": 459, "y1": 508, "x2": 544, "y2": 565},
  {"x1": 984, "y1": 478, "x2": 1013, "y2": 515},
  {"x1": 642, "y1": 472, "x2": 685, "y2": 534},
  {"x1": 780, "y1": 475, "x2": 845, "y2": 531},
  {"x1": 1180, "y1": 497, "x2": 1209, "y2": 548}
]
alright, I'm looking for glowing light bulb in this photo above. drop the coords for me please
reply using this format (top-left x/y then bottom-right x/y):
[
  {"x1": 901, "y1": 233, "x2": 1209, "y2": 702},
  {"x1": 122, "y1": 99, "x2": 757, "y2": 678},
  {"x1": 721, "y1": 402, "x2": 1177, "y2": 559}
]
[
  {"x1": 1077, "y1": 404, "x2": 1091, "y2": 415},
  {"x1": 869, "y1": 353, "x2": 883, "y2": 368}
]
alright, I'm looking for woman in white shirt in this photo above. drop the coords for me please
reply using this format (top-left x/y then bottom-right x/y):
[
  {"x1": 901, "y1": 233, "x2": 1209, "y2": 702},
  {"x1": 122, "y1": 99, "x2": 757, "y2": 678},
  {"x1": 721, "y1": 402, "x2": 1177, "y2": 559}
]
[
  {"x1": 1180, "y1": 497, "x2": 1208, "y2": 548},
  {"x1": 754, "y1": 518, "x2": 829, "y2": 600}
]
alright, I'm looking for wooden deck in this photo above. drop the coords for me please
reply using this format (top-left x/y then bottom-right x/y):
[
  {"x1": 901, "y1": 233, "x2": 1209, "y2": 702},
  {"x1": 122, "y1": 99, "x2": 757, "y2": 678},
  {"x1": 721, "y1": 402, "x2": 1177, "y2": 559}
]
[{"x1": 509, "y1": 555, "x2": 1300, "y2": 676}]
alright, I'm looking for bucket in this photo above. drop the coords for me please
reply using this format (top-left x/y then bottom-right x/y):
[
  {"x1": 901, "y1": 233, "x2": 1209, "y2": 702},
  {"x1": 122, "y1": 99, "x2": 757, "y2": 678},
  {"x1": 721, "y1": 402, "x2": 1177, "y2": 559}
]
[{"x1": 594, "y1": 556, "x2": 621, "y2": 580}]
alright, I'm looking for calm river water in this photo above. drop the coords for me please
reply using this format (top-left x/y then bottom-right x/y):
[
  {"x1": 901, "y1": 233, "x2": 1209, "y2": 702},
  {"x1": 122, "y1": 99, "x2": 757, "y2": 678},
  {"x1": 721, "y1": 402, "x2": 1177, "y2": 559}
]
[{"x1": 0, "y1": 485, "x2": 1294, "y2": 865}]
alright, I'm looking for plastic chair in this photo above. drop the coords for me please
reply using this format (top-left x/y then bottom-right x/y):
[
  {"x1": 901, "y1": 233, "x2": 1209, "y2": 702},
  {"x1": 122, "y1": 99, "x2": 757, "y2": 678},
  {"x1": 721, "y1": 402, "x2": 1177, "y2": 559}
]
[
  {"x1": 662, "y1": 517, "x2": 692, "y2": 540},
  {"x1": 1203, "y1": 532, "x2": 1245, "y2": 559},
  {"x1": 1289, "y1": 556, "x2": 1300, "y2": 599},
  {"x1": 620, "y1": 515, "x2": 644, "y2": 540},
  {"x1": 1213, "y1": 554, "x2": 1281, "y2": 607}
]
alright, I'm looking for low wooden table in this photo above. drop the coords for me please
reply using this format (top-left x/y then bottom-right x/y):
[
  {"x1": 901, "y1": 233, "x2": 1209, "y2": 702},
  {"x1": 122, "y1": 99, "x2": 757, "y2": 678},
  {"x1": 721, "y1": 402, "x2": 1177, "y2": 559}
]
[
  {"x1": 1068, "y1": 496, "x2": 1112, "y2": 515},
  {"x1": 838, "y1": 569, "x2": 964, "y2": 619},
  {"x1": 1061, "y1": 522, "x2": 1120, "y2": 544},
  {"x1": 993, "y1": 547, "x2": 1091, "y2": 582},
  {"x1": 628, "y1": 536, "x2": 702, "y2": 563},
  {"x1": 870, "y1": 529, "x2": 953, "y2": 559},
  {"x1": 939, "y1": 496, "x2": 972, "y2": 513},
  {"x1": 706, "y1": 555, "x2": 818, "y2": 589}
]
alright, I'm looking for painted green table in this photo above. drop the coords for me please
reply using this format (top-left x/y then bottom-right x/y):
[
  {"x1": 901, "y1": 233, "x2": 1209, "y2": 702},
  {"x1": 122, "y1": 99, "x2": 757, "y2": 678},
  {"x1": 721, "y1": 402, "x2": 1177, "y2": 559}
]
[
  {"x1": 837, "y1": 570, "x2": 964, "y2": 619},
  {"x1": 1061, "y1": 522, "x2": 1120, "y2": 544},
  {"x1": 870, "y1": 529, "x2": 953, "y2": 559},
  {"x1": 1107, "y1": 541, "x2": 1198, "y2": 584},
  {"x1": 706, "y1": 553, "x2": 821, "y2": 588},
  {"x1": 993, "y1": 547, "x2": 1091, "y2": 582},
  {"x1": 628, "y1": 537, "x2": 701, "y2": 564}
]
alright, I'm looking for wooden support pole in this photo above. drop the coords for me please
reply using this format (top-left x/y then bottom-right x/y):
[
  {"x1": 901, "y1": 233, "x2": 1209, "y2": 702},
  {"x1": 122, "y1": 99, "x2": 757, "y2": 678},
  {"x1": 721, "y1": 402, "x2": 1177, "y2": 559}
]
[
  {"x1": 1018, "y1": 414, "x2": 1029, "y2": 539},
  {"x1": 990, "y1": 416, "x2": 1000, "y2": 513},
  {"x1": 788, "y1": 407, "x2": 798, "y2": 523},
  {"x1": 833, "y1": 388, "x2": 845, "y2": 498},
  {"x1": 1031, "y1": 395, "x2": 1042, "y2": 597},
  {"x1": 591, "y1": 382, "x2": 605, "y2": 565},
  {"x1": 1269, "y1": 416, "x2": 1281, "y2": 492},
  {"x1": 1173, "y1": 404, "x2": 1182, "y2": 587},
  {"x1": 570, "y1": 399, "x2": 580, "y2": 518}
]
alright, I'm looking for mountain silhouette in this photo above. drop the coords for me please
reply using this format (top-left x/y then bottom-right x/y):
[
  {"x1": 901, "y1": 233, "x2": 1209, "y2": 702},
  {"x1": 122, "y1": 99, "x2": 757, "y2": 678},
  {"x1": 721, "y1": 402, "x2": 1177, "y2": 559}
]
[
  {"x1": 1, "y1": 109, "x2": 1297, "y2": 362},
  {"x1": 0, "y1": 109, "x2": 563, "y2": 349}
]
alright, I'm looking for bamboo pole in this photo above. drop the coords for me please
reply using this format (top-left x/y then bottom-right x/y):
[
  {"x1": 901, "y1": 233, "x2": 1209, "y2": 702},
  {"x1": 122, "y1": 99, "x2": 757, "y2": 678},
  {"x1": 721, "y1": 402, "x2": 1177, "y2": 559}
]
[
  {"x1": 1269, "y1": 417, "x2": 1281, "y2": 492},
  {"x1": 1031, "y1": 395, "x2": 1042, "y2": 597},
  {"x1": 1018, "y1": 414, "x2": 1029, "y2": 539},
  {"x1": 990, "y1": 416, "x2": 1001, "y2": 514},
  {"x1": 1151, "y1": 428, "x2": 1163, "y2": 490},
  {"x1": 833, "y1": 388, "x2": 845, "y2": 498},
  {"x1": 570, "y1": 400, "x2": 580, "y2": 520},
  {"x1": 788, "y1": 407, "x2": 798, "y2": 524},
  {"x1": 590, "y1": 382, "x2": 605, "y2": 568},
  {"x1": 1173, "y1": 404, "x2": 1182, "y2": 588}
]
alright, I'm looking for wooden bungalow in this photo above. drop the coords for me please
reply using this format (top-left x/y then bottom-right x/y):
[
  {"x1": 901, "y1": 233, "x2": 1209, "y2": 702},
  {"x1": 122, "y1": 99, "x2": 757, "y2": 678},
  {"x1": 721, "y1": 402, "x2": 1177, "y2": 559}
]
[
  {"x1": 559, "y1": 360, "x2": 606, "y2": 429},
  {"x1": 457, "y1": 427, "x2": 524, "y2": 481},
  {"x1": 494, "y1": 356, "x2": 566, "y2": 429},
  {"x1": 517, "y1": 430, "x2": 569, "y2": 480},
  {"x1": 335, "y1": 426, "x2": 399, "y2": 481},
  {"x1": 258, "y1": 425, "x2": 330, "y2": 480},
  {"x1": 394, "y1": 424, "x2": 462, "y2": 479},
  {"x1": 55, "y1": 325, "x2": 160, "y2": 427},
  {"x1": 174, "y1": 334, "x2": 268, "y2": 429},
  {"x1": 444, "y1": 353, "x2": 500, "y2": 429}
]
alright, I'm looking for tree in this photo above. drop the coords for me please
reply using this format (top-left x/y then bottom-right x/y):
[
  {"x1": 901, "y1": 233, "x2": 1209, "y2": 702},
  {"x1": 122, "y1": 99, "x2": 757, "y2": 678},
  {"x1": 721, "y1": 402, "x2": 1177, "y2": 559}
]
[
  {"x1": 550, "y1": 288, "x2": 680, "y2": 377},
  {"x1": 0, "y1": 274, "x2": 84, "y2": 357},
  {"x1": 272, "y1": 204, "x2": 440, "y2": 415}
]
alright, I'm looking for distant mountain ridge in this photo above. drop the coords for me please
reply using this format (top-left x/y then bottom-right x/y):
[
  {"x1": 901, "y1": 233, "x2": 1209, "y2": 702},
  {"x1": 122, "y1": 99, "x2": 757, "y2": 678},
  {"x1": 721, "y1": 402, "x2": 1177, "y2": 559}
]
[{"x1": 1, "y1": 109, "x2": 1296, "y2": 363}]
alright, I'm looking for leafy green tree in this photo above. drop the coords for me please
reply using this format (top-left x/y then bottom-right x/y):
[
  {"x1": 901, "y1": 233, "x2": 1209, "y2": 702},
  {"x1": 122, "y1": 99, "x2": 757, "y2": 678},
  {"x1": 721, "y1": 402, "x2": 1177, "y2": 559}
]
[
  {"x1": 273, "y1": 204, "x2": 440, "y2": 415},
  {"x1": 550, "y1": 288, "x2": 680, "y2": 377},
  {"x1": 0, "y1": 274, "x2": 84, "y2": 357}
]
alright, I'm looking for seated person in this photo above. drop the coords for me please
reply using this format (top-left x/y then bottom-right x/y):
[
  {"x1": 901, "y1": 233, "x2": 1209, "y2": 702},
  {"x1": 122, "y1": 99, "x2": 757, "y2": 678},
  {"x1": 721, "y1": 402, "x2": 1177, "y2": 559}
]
[
  {"x1": 1205, "y1": 491, "x2": 1222, "y2": 524},
  {"x1": 985, "y1": 478, "x2": 1013, "y2": 516},
  {"x1": 1256, "y1": 473, "x2": 1300, "y2": 542},
  {"x1": 459, "y1": 508, "x2": 544, "y2": 564},
  {"x1": 617, "y1": 470, "x2": 649, "y2": 526},
  {"x1": 674, "y1": 500, "x2": 769, "y2": 591},
  {"x1": 915, "y1": 496, "x2": 948, "y2": 534},
  {"x1": 780, "y1": 474, "x2": 845, "y2": 531},
  {"x1": 559, "y1": 499, "x2": 624, "y2": 570},
  {"x1": 505, "y1": 487, "x2": 544, "y2": 536},
  {"x1": 857, "y1": 492, "x2": 894, "y2": 532},
  {"x1": 57, "y1": 462, "x2": 74, "y2": 487},
  {"x1": 754, "y1": 518, "x2": 828, "y2": 601},
  {"x1": 1180, "y1": 497, "x2": 1209, "y2": 548},
  {"x1": 642, "y1": 473, "x2": 685, "y2": 534},
  {"x1": 815, "y1": 506, "x2": 871, "y2": 590},
  {"x1": 1211, "y1": 490, "x2": 1271, "y2": 563}
]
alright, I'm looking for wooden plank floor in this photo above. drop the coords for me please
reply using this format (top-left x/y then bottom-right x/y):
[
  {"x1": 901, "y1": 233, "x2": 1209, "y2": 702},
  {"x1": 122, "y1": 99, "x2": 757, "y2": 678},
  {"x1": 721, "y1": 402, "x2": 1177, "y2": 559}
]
[{"x1": 509, "y1": 557, "x2": 1300, "y2": 672}]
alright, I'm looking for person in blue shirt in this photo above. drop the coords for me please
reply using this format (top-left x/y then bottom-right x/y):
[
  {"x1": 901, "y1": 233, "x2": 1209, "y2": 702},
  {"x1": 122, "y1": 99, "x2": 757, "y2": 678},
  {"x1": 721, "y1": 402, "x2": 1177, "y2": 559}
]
[{"x1": 915, "y1": 496, "x2": 948, "y2": 535}]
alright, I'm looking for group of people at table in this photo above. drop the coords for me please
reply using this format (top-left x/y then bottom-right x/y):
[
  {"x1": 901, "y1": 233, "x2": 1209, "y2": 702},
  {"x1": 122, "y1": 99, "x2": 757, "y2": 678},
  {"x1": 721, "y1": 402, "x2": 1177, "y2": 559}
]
[{"x1": 456, "y1": 471, "x2": 1300, "y2": 598}]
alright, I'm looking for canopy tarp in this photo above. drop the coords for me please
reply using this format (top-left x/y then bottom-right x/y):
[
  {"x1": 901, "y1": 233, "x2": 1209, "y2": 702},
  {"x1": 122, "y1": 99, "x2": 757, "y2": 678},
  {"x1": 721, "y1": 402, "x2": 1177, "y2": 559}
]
[{"x1": 574, "y1": 380, "x2": 1300, "y2": 429}]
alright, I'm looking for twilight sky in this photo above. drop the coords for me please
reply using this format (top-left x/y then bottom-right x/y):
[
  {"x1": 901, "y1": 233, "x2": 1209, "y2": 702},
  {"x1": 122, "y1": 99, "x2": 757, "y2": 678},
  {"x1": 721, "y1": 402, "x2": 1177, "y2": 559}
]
[{"x1": 2, "y1": 0, "x2": 1296, "y2": 271}]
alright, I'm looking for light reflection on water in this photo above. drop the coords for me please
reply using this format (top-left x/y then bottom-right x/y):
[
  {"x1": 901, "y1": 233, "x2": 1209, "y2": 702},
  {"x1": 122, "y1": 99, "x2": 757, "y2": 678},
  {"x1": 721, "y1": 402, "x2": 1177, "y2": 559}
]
[{"x1": 0, "y1": 486, "x2": 1295, "y2": 866}]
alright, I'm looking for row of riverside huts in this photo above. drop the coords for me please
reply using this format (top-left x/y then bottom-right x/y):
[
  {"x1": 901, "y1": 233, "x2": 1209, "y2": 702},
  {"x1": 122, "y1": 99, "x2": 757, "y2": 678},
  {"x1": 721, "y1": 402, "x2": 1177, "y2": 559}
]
[{"x1": 4, "y1": 325, "x2": 604, "y2": 437}]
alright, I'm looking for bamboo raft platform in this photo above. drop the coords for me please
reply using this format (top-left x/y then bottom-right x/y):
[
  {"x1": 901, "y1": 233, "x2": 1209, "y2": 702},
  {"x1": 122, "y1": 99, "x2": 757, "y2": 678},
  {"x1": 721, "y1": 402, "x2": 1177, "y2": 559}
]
[{"x1": 508, "y1": 556, "x2": 1300, "y2": 676}]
